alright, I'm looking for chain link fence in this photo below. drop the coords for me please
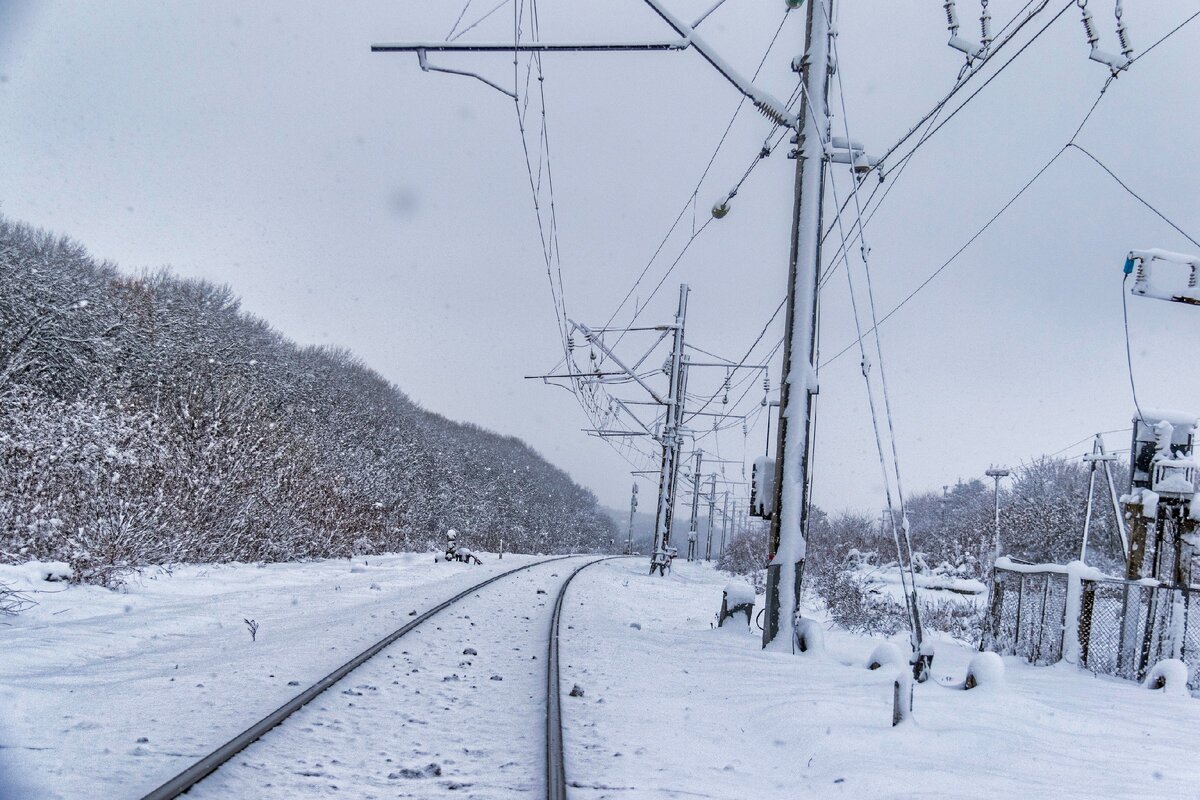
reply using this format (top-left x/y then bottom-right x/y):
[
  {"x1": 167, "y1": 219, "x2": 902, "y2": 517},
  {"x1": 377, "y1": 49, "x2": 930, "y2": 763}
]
[
  {"x1": 981, "y1": 567, "x2": 1069, "y2": 665},
  {"x1": 1078, "y1": 578, "x2": 1200, "y2": 690},
  {"x1": 983, "y1": 565, "x2": 1200, "y2": 693}
]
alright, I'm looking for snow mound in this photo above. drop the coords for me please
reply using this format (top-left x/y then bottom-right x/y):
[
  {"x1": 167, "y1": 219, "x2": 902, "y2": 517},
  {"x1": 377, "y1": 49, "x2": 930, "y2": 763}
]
[
  {"x1": 0, "y1": 561, "x2": 73, "y2": 588},
  {"x1": 1143, "y1": 659, "x2": 1189, "y2": 696},
  {"x1": 723, "y1": 582, "x2": 755, "y2": 608},
  {"x1": 794, "y1": 618, "x2": 824, "y2": 655},
  {"x1": 866, "y1": 642, "x2": 905, "y2": 671},
  {"x1": 965, "y1": 652, "x2": 1005, "y2": 690}
]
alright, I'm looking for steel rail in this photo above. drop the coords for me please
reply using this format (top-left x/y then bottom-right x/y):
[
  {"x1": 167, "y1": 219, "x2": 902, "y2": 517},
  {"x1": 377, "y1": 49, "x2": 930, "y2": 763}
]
[
  {"x1": 546, "y1": 556, "x2": 625, "y2": 800},
  {"x1": 139, "y1": 554, "x2": 577, "y2": 800}
]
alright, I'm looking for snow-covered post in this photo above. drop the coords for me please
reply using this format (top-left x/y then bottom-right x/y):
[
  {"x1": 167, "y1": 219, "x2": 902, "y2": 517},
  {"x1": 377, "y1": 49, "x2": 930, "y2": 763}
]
[
  {"x1": 763, "y1": 0, "x2": 832, "y2": 650},
  {"x1": 984, "y1": 468, "x2": 1011, "y2": 601}
]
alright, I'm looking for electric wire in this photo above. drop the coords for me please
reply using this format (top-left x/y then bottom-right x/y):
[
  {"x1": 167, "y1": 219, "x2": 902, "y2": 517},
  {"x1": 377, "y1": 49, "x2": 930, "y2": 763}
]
[
  {"x1": 1121, "y1": 273, "x2": 1148, "y2": 425},
  {"x1": 818, "y1": 69, "x2": 1118, "y2": 370},
  {"x1": 452, "y1": 0, "x2": 513, "y2": 42},
  {"x1": 1067, "y1": 143, "x2": 1200, "y2": 250},
  {"x1": 824, "y1": 6, "x2": 922, "y2": 644}
]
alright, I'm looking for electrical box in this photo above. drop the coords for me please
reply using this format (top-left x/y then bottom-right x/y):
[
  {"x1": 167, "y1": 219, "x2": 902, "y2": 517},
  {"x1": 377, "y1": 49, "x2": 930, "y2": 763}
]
[{"x1": 750, "y1": 456, "x2": 777, "y2": 519}]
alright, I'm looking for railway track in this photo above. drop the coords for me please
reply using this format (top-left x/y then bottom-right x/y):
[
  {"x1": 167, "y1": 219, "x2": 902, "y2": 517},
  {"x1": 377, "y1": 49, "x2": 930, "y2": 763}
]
[{"x1": 138, "y1": 553, "x2": 621, "y2": 799}]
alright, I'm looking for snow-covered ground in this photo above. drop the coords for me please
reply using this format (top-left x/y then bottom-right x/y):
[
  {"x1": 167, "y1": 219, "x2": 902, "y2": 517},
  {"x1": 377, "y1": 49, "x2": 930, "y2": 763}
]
[
  {"x1": 0, "y1": 552, "x2": 545, "y2": 798},
  {"x1": 3, "y1": 554, "x2": 1199, "y2": 799},
  {"x1": 562, "y1": 560, "x2": 1200, "y2": 799}
]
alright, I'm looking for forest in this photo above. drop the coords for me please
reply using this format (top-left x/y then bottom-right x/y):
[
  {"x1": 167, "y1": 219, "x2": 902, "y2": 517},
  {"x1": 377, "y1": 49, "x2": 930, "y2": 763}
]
[{"x1": 0, "y1": 217, "x2": 617, "y2": 585}]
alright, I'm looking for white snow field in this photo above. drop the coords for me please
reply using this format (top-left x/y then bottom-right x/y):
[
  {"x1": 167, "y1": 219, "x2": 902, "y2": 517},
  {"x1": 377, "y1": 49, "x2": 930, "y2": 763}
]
[{"x1": 2, "y1": 554, "x2": 1199, "y2": 799}]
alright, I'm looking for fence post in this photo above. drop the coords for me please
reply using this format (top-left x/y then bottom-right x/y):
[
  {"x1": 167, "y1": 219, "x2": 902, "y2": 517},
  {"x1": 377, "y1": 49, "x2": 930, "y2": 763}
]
[
  {"x1": 982, "y1": 568, "x2": 1002, "y2": 651},
  {"x1": 1078, "y1": 580, "x2": 1095, "y2": 667},
  {"x1": 1014, "y1": 574, "x2": 1025, "y2": 658},
  {"x1": 1035, "y1": 576, "x2": 1052, "y2": 664}
]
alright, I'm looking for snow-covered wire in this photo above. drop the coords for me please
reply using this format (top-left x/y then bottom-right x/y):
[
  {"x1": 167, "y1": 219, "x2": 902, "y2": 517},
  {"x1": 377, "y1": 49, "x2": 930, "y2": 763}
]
[
  {"x1": 1121, "y1": 273, "x2": 1148, "y2": 426},
  {"x1": 446, "y1": 0, "x2": 476, "y2": 40},
  {"x1": 451, "y1": 0, "x2": 512, "y2": 42},
  {"x1": 825, "y1": 8, "x2": 923, "y2": 647}
]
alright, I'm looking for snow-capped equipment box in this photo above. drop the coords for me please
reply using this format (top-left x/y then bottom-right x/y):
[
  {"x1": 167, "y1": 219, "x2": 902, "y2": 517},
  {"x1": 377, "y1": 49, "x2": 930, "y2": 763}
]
[{"x1": 718, "y1": 582, "x2": 755, "y2": 628}]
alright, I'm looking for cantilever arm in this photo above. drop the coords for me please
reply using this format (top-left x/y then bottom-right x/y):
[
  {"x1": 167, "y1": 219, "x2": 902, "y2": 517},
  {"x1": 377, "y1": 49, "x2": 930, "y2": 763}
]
[
  {"x1": 417, "y1": 50, "x2": 516, "y2": 99},
  {"x1": 640, "y1": 0, "x2": 798, "y2": 129},
  {"x1": 372, "y1": 1, "x2": 800, "y2": 129}
]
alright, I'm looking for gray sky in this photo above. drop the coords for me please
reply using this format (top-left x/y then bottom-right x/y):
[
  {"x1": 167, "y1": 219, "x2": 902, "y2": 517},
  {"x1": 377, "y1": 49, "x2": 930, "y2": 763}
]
[{"x1": 2, "y1": 1, "x2": 1199, "y2": 516}]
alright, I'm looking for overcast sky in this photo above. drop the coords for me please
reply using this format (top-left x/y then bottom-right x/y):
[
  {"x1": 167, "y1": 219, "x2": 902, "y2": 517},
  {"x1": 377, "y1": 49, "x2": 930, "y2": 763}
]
[{"x1": 2, "y1": 0, "x2": 1199, "y2": 517}]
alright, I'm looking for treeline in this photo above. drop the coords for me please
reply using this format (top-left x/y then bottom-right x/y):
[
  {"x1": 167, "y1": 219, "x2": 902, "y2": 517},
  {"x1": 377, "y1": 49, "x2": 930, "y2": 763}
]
[
  {"x1": 803, "y1": 455, "x2": 1129, "y2": 584},
  {"x1": 0, "y1": 217, "x2": 615, "y2": 583},
  {"x1": 719, "y1": 455, "x2": 1130, "y2": 639}
]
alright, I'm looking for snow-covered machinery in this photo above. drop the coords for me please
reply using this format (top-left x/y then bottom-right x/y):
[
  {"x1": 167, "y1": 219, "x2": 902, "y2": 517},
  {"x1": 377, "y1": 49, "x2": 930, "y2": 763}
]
[
  {"x1": 1123, "y1": 410, "x2": 1199, "y2": 585},
  {"x1": 717, "y1": 582, "x2": 756, "y2": 629},
  {"x1": 438, "y1": 528, "x2": 482, "y2": 565}
]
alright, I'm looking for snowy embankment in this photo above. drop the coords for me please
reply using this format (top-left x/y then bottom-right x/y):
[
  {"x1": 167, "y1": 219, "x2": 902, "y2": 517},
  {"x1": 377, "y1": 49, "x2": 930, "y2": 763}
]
[
  {"x1": 0, "y1": 552, "x2": 540, "y2": 799},
  {"x1": 560, "y1": 560, "x2": 1200, "y2": 799}
]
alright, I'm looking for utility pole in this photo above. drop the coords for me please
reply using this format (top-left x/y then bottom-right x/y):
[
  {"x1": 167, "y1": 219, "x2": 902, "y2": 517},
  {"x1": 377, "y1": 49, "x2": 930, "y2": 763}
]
[
  {"x1": 686, "y1": 450, "x2": 704, "y2": 561},
  {"x1": 372, "y1": 3, "x2": 813, "y2": 589},
  {"x1": 625, "y1": 482, "x2": 639, "y2": 555},
  {"x1": 719, "y1": 490, "x2": 730, "y2": 558},
  {"x1": 985, "y1": 467, "x2": 1011, "y2": 596},
  {"x1": 705, "y1": 474, "x2": 717, "y2": 561},
  {"x1": 764, "y1": 0, "x2": 833, "y2": 648},
  {"x1": 652, "y1": 285, "x2": 690, "y2": 571}
]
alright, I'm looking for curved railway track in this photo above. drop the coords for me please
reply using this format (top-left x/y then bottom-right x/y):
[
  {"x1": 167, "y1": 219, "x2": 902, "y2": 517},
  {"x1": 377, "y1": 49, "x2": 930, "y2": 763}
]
[{"x1": 138, "y1": 553, "x2": 622, "y2": 800}]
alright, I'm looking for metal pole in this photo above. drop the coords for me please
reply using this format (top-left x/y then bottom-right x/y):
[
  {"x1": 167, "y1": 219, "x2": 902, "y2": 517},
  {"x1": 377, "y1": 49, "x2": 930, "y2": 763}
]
[
  {"x1": 705, "y1": 474, "x2": 717, "y2": 561},
  {"x1": 985, "y1": 467, "x2": 1010, "y2": 597},
  {"x1": 1081, "y1": 455, "x2": 1098, "y2": 564},
  {"x1": 687, "y1": 450, "x2": 704, "y2": 561},
  {"x1": 651, "y1": 285, "x2": 689, "y2": 572},
  {"x1": 626, "y1": 482, "x2": 639, "y2": 555},
  {"x1": 719, "y1": 491, "x2": 730, "y2": 557},
  {"x1": 764, "y1": 0, "x2": 832, "y2": 648}
]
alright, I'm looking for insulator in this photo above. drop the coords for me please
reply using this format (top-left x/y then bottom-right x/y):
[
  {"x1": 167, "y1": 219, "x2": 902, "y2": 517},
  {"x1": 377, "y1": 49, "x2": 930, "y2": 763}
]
[
  {"x1": 944, "y1": 0, "x2": 959, "y2": 34},
  {"x1": 754, "y1": 100, "x2": 788, "y2": 127},
  {"x1": 1080, "y1": 8, "x2": 1099, "y2": 47},
  {"x1": 567, "y1": 335, "x2": 575, "y2": 351},
  {"x1": 980, "y1": 6, "x2": 992, "y2": 48},
  {"x1": 1116, "y1": 20, "x2": 1133, "y2": 59},
  {"x1": 742, "y1": 421, "x2": 748, "y2": 437}
]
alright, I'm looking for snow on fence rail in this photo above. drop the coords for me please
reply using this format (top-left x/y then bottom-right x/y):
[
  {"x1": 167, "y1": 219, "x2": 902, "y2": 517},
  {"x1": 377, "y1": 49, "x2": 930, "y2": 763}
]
[{"x1": 982, "y1": 564, "x2": 1200, "y2": 693}]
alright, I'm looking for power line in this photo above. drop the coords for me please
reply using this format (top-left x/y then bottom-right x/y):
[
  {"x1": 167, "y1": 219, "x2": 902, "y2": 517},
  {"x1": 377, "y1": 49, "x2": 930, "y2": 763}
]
[
  {"x1": 1067, "y1": 143, "x2": 1200, "y2": 250},
  {"x1": 818, "y1": 65, "x2": 1122, "y2": 369}
]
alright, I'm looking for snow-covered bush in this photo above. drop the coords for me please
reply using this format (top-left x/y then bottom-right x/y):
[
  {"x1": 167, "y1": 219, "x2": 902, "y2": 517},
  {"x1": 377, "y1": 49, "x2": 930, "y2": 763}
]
[
  {"x1": 0, "y1": 581, "x2": 33, "y2": 615},
  {"x1": 0, "y1": 216, "x2": 619, "y2": 579},
  {"x1": 716, "y1": 524, "x2": 769, "y2": 592}
]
